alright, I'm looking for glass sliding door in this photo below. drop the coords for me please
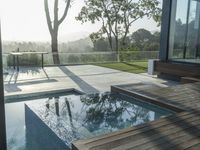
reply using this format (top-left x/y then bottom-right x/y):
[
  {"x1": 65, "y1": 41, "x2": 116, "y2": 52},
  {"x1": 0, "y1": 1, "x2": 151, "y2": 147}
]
[
  {"x1": 168, "y1": 0, "x2": 188, "y2": 60},
  {"x1": 169, "y1": 0, "x2": 200, "y2": 64},
  {"x1": 185, "y1": 0, "x2": 200, "y2": 60}
]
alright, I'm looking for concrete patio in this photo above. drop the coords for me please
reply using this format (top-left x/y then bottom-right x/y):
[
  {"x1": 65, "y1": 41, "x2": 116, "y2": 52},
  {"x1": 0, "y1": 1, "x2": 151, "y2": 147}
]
[{"x1": 4, "y1": 65, "x2": 178, "y2": 98}]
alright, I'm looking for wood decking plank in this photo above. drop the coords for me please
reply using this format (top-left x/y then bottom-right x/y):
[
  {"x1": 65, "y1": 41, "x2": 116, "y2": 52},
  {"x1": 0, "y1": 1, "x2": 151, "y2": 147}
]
[
  {"x1": 110, "y1": 115, "x2": 200, "y2": 150},
  {"x1": 75, "y1": 112, "x2": 189, "y2": 145},
  {"x1": 144, "y1": 125, "x2": 200, "y2": 150},
  {"x1": 185, "y1": 143, "x2": 200, "y2": 150},
  {"x1": 73, "y1": 112, "x2": 191, "y2": 147},
  {"x1": 72, "y1": 83, "x2": 200, "y2": 150},
  {"x1": 168, "y1": 136, "x2": 200, "y2": 150},
  {"x1": 73, "y1": 112, "x2": 199, "y2": 150},
  {"x1": 88, "y1": 114, "x2": 200, "y2": 146},
  {"x1": 125, "y1": 84, "x2": 200, "y2": 111}
]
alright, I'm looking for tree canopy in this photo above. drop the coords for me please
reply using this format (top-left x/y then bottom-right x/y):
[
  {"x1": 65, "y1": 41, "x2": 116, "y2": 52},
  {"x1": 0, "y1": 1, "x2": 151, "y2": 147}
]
[
  {"x1": 130, "y1": 29, "x2": 159, "y2": 51},
  {"x1": 76, "y1": 0, "x2": 161, "y2": 55}
]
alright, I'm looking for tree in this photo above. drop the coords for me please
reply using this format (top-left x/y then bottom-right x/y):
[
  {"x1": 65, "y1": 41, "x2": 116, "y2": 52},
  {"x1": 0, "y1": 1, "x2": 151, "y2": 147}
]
[
  {"x1": 131, "y1": 29, "x2": 160, "y2": 51},
  {"x1": 90, "y1": 33, "x2": 111, "y2": 51},
  {"x1": 76, "y1": 0, "x2": 161, "y2": 61},
  {"x1": 131, "y1": 29, "x2": 153, "y2": 50},
  {"x1": 44, "y1": 0, "x2": 71, "y2": 64}
]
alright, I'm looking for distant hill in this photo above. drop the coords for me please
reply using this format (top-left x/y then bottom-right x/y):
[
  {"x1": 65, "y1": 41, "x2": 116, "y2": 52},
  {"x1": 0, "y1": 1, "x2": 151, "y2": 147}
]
[
  {"x1": 2, "y1": 29, "x2": 160, "y2": 54},
  {"x1": 2, "y1": 36, "x2": 94, "y2": 53},
  {"x1": 59, "y1": 37, "x2": 93, "y2": 52},
  {"x1": 59, "y1": 32, "x2": 90, "y2": 43}
]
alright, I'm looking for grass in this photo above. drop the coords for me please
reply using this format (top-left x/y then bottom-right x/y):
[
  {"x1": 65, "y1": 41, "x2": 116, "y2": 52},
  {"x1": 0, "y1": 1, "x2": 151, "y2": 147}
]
[{"x1": 95, "y1": 61, "x2": 148, "y2": 74}]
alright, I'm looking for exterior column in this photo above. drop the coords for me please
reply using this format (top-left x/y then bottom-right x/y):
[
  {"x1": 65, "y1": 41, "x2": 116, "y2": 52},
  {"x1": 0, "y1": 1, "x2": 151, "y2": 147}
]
[
  {"x1": 0, "y1": 21, "x2": 7, "y2": 150},
  {"x1": 159, "y1": 0, "x2": 172, "y2": 61}
]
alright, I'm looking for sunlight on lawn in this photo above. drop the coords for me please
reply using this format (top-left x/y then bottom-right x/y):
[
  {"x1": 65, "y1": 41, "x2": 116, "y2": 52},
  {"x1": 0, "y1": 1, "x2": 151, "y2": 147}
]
[{"x1": 96, "y1": 61, "x2": 148, "y2": 74}]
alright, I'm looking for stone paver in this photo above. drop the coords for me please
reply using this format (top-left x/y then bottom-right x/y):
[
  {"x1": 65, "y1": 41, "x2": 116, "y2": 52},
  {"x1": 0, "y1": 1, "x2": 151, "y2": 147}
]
[{"x1": 4, "y1": 65, "x2": 178, "y2": 97}]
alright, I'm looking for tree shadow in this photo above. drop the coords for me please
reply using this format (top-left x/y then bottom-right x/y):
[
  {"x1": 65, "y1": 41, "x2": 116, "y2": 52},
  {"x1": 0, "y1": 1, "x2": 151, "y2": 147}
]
[
  {"x1": 58, "y1": 66, "x2": 99, "y2": 94},
  {"x1": 5, "y1": 67, "x2": 50, "y2": 83},
  {"x1": 4, "y1": 79, "x2": 57, "y2": 93},
  {"x1": 4, "y1": 84, "x2": 22, "y2": 93},
  {"x1": 123, "y1": 62, "x2": 147, "y2": 70},
  {"x1": 4, "y1": 67, "x2": 56, "y2": 93}
]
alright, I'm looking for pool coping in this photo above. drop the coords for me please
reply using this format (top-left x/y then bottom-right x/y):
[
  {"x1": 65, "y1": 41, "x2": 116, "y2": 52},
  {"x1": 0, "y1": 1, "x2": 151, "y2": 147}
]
[
  {"x1": 111, "y1": 85, "x2": 185, "y2": 113},
  {"x1": 5, "y1": 88, "x2": 85, "y2": 103}
]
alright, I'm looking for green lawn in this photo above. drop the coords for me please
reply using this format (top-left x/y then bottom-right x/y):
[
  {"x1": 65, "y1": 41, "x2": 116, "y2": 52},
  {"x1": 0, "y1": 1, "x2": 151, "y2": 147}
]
[{"x1": 95, "y1": 61, "x2": 148, "y2": 74}]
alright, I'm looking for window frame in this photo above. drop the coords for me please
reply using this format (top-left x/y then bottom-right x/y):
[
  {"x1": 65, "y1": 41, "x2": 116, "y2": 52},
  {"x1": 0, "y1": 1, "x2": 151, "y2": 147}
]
[{"x1": 0, "y1": 22, "x2": 7, "y2": 150}]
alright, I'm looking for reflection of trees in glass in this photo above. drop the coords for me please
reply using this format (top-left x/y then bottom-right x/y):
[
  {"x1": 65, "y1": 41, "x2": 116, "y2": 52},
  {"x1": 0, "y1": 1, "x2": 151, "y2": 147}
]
[
  {"x1": 187, "y1": 21, "x2": 199, "y2": 58},
  {"x1": 173, "y1": 19, "x2": 187, "y2": 52},
  {"x1": 80, "y1": 93, "x2": 150, "y2": 133},
  {"x1": 173, "y1": 18, "x2": 199, "y2": 58}
]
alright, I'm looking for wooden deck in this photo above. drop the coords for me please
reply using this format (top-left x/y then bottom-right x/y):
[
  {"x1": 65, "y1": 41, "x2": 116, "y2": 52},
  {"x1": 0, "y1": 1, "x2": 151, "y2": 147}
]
[
  {"x1": 72, "y1": 82, "x2": 200, "y2": 150},
  {"x1": 154, "y1": 61, "x2": 200, "y2": 80}
]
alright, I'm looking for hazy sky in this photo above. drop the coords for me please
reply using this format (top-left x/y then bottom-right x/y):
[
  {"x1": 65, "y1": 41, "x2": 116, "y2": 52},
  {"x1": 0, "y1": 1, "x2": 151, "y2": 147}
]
[{"x1": 0, "y1": 0, "x2": 162, "y2": 42}]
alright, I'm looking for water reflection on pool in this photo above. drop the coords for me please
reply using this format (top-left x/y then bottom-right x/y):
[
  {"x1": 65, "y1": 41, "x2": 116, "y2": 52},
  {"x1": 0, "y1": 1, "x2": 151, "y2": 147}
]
[{"x1": 25, "y1": 93, "x2": 173, "y2": 149}]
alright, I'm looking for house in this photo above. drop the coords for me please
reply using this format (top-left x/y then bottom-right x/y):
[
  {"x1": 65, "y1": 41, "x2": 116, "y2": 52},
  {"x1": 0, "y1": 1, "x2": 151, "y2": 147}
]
[{"x1": 155, "y1": 0, "x2": 200, "y2": 82}]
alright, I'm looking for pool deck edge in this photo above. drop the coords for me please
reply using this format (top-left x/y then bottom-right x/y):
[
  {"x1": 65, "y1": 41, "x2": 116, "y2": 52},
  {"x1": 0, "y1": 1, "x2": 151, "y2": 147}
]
[
  {"x1": 111, "y1": 85, "x2": 184, "y2": 113},
  {"x1": 72, "y1": 82, "x2": 200, "y2": 150}
]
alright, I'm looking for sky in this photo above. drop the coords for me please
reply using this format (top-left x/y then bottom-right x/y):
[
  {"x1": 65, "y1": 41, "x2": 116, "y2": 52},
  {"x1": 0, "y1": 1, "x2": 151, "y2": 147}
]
[{"x1": 0, "y1": 0, "x2": 162, "y2": 42}]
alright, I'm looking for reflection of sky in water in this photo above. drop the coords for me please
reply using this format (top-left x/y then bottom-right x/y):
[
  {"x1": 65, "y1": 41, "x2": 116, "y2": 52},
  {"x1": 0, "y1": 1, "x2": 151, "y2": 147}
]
[
  {"x1": 26, "y1": 93, "x2": 173, "y2": 148},
  {"x1": 6, "y1": 98, "x2": 52, "y2": 150},
  {"x1": 6, "y1": 93, "x2": 173, "y2": 150},
  {"x1": 6, "y1": 102, "x2": 26, "y2": 150}
]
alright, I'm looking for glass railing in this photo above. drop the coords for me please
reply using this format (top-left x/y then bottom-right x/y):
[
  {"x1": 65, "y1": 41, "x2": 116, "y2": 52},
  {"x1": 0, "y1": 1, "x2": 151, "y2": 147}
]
[
  {"x1": 45, "y1": 52, "x2": 119, "y2": 65},
  {"x1": 3, "y1": 51, "x2": 159, "y2": 67},
  {"x1": 2, "y1": 53, "x2": 9, "y2": 73},
  {"x1": 119, "y1": 51, "x2": 159, "y2": 62}
]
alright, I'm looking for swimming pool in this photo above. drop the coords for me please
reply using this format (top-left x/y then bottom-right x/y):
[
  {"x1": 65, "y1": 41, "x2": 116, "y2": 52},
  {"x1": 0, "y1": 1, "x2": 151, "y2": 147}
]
[
  {"x1": 5, "y1": 90, "x2": 80, "y2": 150},
  {"x1": 23, "y1": 92, "x2": 173, "y2": 150}
]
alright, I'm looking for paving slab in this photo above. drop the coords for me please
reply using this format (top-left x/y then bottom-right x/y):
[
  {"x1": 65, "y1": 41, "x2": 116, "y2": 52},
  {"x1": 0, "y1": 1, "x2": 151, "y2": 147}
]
[{"x1": 4, "y1": 65, "x2": 178, "y2": 98}]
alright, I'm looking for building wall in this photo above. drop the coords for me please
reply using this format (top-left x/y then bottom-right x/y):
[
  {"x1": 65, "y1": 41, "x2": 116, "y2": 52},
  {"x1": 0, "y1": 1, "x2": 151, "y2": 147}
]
[
  {"x1": 160, "y1": 0, "x2": 200, "y2": 64},
  {"x1": 157, "y1": 0, "x2": 200, "y2": 81}
]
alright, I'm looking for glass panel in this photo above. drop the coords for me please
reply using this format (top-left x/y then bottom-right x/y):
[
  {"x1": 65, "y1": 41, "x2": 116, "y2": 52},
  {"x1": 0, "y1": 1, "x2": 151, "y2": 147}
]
[
  {"x1": 168, "y1": 0, "x2": 200, "y2": 64},
  {"x1": 185, "y1": 0, "x2": 200, "y2": 59},
  {"x1": 169, "y1": 0, "x2": 188, "y2": 59}
]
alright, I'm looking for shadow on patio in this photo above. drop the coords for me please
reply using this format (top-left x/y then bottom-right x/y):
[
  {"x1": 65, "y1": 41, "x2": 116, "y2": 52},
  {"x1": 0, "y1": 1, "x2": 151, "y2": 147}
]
[
  {"x1": 4, "y1": 67, "x2": 57, "y2": 93},
  {"x1": 58, "y1": 66, "x2": 99, "y2": 94}
]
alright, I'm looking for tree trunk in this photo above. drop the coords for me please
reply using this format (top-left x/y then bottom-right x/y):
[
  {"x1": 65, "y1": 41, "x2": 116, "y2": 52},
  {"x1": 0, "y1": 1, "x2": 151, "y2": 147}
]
[
  {"x1": 121, "y1": 28, "x2": 129, "y2": 50},
  {"x1": 51, "y1": 31, "x2": 60, "y2": 64},
  {"x1": 44, "y1": 0, "x2": 71, "y2": 65},
  {"x1": 108, "y1": 37, "x2": 113, "y2": 51},
  {"x1": 115, "y1": 37, "x2": 120, "y2": 62}
]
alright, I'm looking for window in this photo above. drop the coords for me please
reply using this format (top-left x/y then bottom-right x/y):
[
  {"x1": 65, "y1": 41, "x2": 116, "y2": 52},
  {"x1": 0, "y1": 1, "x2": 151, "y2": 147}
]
[{"x1": 169, "y1": 0, "x2": 200, "y2": 64}]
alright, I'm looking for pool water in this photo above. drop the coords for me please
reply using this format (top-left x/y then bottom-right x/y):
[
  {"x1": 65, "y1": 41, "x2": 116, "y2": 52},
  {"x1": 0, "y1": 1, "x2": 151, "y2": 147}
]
[
  {"x1": 6, "y1": 92, "x2": 173, "y2": 150},
  {"x1": 5, "y1": 91, "x2": 80, "y2": 150}
]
